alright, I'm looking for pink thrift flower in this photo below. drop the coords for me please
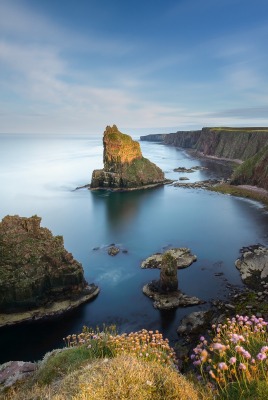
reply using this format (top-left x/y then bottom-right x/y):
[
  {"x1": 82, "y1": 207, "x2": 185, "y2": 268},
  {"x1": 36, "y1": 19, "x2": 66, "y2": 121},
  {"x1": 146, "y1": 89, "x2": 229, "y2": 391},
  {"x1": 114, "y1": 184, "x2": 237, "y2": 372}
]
[
  {"x1": 229, "y1": 357, "x2": 237, "y2": 364},
  {"x1": 239, "y1": 363, "x2": 247, "y2": 370},
  {"x1": 257, "y1": 352, "x2": 267, "y2": 361},
  {"x1": 218, "y1": 362, "x2": 228, "y2": 371}
]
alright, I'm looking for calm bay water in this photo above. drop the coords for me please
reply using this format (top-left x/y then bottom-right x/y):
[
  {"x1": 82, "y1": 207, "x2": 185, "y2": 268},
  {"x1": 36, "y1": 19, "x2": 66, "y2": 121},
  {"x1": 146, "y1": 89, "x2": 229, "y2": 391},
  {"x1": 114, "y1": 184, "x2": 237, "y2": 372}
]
[{"x1": 0, "y1": 133, "x2": 268, "y2": 363}]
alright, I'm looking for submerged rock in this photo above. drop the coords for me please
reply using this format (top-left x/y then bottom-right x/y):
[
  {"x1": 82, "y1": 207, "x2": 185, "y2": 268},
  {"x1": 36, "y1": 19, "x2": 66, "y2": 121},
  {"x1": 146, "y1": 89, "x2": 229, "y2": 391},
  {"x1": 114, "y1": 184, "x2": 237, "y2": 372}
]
[
  {"x1": 107, "y1": 246, "x2": 120, "y2": 256},
  {"x1": 235, "y1": 244, "x2": 268, "y2": 288},
  {"x1": 90, "y1": 125, "x2": 166, "y2": 190},
  {"x1": 0, "y1": 215, "x2": 99, "y2": 327}
]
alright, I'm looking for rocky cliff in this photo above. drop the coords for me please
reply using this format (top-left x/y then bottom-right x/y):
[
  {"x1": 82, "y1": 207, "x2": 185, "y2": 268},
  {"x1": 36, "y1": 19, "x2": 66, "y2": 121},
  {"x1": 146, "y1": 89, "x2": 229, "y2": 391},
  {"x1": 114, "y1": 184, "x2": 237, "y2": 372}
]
[
  {"x1": 140, "y1": 134, "x2": 168, "y2": 142},
  {"x1": 230, "y1": 145, "x2": 268, "y2": 190},
  {"x1": 91, "y1": 125, "x2": 165, "y2": 190},
  {"x1": 195, "y1": 128, "x2": 268, "y2": 160},
  {"x1": 140, "y1": 127, "x2": 268, "y2": 190},
  {"x1": 141, "y1": 127, "x2": 268, "y2": 161},
  {"x1": 0, "y1": 215, "x2": 99, "y2": 327}
]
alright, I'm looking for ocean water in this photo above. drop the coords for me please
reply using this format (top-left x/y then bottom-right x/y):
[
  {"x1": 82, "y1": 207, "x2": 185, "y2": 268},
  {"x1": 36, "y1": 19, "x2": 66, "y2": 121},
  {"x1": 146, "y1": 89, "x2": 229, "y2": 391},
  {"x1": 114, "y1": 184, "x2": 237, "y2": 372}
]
[{"x1": 0, "y1": 133, "x2": 268, "y2": 363}]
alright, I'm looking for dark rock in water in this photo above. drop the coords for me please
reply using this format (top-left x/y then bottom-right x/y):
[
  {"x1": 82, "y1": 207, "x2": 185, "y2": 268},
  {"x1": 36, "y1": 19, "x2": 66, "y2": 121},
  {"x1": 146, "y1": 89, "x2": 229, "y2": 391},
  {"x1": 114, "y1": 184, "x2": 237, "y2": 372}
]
[
  {"x1": 235, "y1": 244, "x2": 268, "y2": 288},
  {"x1": 142, "y1": 283, "x2": 203, "y2": 310},
  {"x1": 90, "y1": 125, "x2": 166, "y2": 190},
  {"x1": 177, "y1": 311, "x2": 210, "y2": 336},
  {"x1": 142, "y1": 251, "x2": 202, "y2": 309},
  {"x1": 107, "y1": 246, "x2": 120, "y2": 256},
  {"x1": 159, "y1": 252, "x2": 178, "y2": 292},
  {"x1": 0, "y1": 215, "x2": 99, "y2": 327}
]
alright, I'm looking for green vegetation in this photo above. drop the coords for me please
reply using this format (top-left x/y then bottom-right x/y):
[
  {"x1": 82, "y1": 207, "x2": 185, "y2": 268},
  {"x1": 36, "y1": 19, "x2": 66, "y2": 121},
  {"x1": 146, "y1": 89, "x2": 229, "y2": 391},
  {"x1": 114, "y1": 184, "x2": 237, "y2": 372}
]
[
  {"x1": 231, "y1": 145, "x2": 268, "y2": 190},
  {"x1": 209, "y1": 183, "x2": 268, "y2": 208},
  {"x1": 210, "y1": 127, "x2": 268, "y2": 132},
  {"x1": 2, "y1": 317, "x2": 268, "y2": 399},
  {"x1": 190, "y1": 315, "x2": 268, "y2": 399}
]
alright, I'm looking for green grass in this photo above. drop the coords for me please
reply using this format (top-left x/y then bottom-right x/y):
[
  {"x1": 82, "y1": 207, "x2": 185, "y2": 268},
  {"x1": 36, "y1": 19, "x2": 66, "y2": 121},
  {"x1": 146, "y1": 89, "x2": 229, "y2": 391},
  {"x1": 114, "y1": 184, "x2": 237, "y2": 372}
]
[{"x1": 209, "y1": 184, "x2": 268, "y2": 208}]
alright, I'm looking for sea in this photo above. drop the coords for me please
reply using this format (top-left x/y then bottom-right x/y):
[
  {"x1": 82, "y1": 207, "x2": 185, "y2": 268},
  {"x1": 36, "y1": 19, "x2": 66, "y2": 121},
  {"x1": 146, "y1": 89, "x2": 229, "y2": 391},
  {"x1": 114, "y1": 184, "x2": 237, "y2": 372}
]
[{"x1": 0, "y1": 132, "x2": 268, "y2": 363}]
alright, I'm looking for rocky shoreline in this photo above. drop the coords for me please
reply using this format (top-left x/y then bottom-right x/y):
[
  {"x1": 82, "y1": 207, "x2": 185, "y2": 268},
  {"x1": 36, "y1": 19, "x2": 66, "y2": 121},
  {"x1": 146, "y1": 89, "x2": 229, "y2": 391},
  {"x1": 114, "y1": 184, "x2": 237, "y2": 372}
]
[{"x1": 0, "y1": 284, "x2": 100, "y2": 328}]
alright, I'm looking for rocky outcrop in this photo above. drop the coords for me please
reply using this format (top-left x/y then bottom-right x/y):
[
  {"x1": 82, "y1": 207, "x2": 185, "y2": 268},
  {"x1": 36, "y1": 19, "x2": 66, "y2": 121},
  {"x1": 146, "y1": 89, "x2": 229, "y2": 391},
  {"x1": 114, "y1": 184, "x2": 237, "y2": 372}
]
[
  {"x1": 0, "y1": 215, "x2": 99, "y2": 327},
  {"x1": 230, "y1": 145, "x2": 268, "y2": 190},
  {"x1": 235, "y1": 244, "x2": 268, "y2": 288},
  {"x1": 91, "y1": 125, "x2": 166, "y2": 190},
  {"x1": 0, "y1": 361, "x2": 37, "y2": 391},
  {"x1": 141, "y1": 248, "x2": 197, "y2": 269},
  {"x1": 142, "y1": 284, "x2": 203, "y2": 310},
  {"x1": 142, "y1": 250, "x2": 202, "y2": 309}
]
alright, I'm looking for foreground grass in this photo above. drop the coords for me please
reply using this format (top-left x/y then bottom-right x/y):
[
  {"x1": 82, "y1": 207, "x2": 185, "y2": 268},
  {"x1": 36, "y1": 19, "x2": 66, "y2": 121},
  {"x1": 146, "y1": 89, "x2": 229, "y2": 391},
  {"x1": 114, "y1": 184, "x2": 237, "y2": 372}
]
[
  {"x1": 2, "y1": 319, "x2": 267, "y2": 399},
  {"x1": 209, "y1": 183, "x2": 268, "y2": 208}
]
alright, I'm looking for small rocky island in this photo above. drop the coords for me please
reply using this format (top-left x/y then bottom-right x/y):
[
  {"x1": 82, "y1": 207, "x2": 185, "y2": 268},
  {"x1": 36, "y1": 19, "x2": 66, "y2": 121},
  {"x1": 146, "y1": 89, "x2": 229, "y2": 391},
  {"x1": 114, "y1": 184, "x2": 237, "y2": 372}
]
[
  {"x1": 142, "y1": 249, "x2": 203, "y2": 309},
  {"x1": 90, "y1": 125, "x2": 166, "y2": 190},
  {"x1": 0, "y1": 215, "x2": 99, "y2": 327}
]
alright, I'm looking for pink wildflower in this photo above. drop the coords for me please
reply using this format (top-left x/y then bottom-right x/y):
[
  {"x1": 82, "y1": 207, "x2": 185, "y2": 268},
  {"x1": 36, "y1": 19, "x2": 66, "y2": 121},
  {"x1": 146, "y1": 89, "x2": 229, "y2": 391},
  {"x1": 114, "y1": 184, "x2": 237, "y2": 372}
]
[
  {"x1": 257, "y1": 352, "x2": 267, "y2": 361},
  {"x1": 239, "y1": 363, "x2": 247, "y2": 370},
  {"x1": 242, "y1": 350, "x2": 251, "y2": 359},
  {"x1": 229, "y1": 357, "x2": 237, "y2": 364},
  {"x1": 218, "y1": 362, "x2": 228, "y2": 371}
]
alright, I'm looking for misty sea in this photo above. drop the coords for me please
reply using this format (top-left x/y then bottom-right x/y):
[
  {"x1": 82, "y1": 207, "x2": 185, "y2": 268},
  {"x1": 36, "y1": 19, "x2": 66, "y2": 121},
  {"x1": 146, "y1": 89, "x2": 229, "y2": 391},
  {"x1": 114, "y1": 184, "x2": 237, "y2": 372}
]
[{"x1": 0, "y1": 132, "x2": 268, "y2": 363}]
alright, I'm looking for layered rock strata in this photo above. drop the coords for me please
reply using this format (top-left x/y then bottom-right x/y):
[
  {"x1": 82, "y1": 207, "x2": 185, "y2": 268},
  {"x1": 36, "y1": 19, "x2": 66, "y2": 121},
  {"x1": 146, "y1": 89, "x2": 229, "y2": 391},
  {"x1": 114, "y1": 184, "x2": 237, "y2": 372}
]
[
  {"x1": 0, "y1": 215, "x2": 99, "y2": 327},
  {"x1": 91, "y1": 125, "x2": 165, "y2": 190}
]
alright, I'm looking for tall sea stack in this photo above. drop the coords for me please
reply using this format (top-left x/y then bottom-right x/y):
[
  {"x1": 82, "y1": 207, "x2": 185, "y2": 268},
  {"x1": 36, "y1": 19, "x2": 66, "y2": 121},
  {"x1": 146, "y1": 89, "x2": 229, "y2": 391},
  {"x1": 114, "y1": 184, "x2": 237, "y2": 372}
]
[{"x1": 90, "y1": 125, "x2": 165, "y2": 190}]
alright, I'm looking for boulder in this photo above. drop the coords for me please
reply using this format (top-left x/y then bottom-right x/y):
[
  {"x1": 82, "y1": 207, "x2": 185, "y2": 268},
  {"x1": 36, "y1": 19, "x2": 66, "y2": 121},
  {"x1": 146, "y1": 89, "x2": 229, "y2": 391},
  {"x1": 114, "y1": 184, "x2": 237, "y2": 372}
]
[
  {"x1": 177, "y1": 311, "x2": 209, "y2": 336},
  {"x1": 235, "y1": 244, "x2": 268, "y2": 288},
  {"x1": 0, "y1": 361, "x2": 37, "y2": 391},
  {"x1": 0, "y1": 215, "x2": 99, "y2": 327},
  {"x1": 91, "y1": 125, "x2": 166, "y2": 190}
]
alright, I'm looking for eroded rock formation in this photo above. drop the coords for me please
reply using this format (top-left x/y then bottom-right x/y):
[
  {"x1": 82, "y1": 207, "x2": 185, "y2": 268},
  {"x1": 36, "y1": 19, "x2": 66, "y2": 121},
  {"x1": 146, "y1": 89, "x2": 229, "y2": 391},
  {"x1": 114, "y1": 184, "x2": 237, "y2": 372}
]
[
  {"x1": 0, "y1": 215, "x2": 99, "y2": 327},
  {"x1": 235, "y1": 244, "x2": 268, "y2": 288},
  {"x1": 142, "y1": 250, "x2": 202, "y2": 309},
  {"x1": 91, "y1": 125, "x2": 165, "y2": 190}
]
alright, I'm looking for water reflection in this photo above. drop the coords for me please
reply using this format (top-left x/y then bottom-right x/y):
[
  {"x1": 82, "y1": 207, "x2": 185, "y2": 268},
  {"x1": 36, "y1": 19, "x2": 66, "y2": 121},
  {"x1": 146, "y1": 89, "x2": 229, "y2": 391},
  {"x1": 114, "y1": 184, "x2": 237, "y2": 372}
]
[{"x1": 90, "y1": 187, "x2": 162, "y2": 230}]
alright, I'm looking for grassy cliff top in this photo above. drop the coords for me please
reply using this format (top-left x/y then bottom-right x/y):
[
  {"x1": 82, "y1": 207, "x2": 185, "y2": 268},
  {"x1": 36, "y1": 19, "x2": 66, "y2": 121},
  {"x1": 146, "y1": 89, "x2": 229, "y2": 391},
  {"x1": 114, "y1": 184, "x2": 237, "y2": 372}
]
[{"x1": 204, "y1": 127, "x2": 268, "y2": 132}]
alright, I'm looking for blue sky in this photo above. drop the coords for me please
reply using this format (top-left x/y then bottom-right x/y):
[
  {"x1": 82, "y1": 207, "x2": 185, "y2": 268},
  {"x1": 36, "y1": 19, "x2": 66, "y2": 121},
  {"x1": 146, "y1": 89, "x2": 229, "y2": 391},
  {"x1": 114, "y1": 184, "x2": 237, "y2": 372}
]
[{"x1": 1, "y1": 0, "x2": 268, "y2": 134}]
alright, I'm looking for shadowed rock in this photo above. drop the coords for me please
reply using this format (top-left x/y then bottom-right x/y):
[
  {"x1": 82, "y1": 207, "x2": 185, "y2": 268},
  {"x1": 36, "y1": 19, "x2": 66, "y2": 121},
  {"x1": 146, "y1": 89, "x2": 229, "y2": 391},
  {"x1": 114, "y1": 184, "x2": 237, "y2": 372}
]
[
  {"x1": 0, "y1": 215, "x2": 99, "y2": 327},
  {"x1": 235, "y1": 244, "x2": 268, "y2": 288}
]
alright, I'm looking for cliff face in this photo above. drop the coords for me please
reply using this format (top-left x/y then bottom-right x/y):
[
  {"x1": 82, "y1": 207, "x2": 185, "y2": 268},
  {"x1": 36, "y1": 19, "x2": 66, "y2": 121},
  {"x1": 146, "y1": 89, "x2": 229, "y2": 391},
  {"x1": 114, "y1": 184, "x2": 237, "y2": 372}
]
[
  {"x1": 0, "y1": 215, "x2": 99, "y2": 324},
  {"x1": 140, "y1": 134, "x2": 168, "y2": 142},
  {"x1": 231, "y1": 145, "x2": 268, "y2": 190},
  {"x1": 164, "y1": 130, "x2": 201, "y2": 148},
  {"x1": 195, "y1": 128, "x2": 268, "y2": 160},
  {"x1": 91, "y1": 125, "x2": 165, "y2": 189},
  {"x1": 140, "y1": 127, "x2": 268, "y2": 190}
]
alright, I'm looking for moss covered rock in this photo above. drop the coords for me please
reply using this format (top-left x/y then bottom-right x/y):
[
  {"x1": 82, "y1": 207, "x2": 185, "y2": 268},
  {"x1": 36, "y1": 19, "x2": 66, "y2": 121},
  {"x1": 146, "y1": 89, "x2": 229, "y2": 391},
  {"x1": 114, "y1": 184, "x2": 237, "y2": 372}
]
[
  {"x1": 0, "y1": 215, "x2": 99, "y2": 326},
  {"x1": 230, "y1": 145, "x2": 268, "y2": 190},
  {"x1": 91, "y1": 125, "x2": 165, "y2": 190}
]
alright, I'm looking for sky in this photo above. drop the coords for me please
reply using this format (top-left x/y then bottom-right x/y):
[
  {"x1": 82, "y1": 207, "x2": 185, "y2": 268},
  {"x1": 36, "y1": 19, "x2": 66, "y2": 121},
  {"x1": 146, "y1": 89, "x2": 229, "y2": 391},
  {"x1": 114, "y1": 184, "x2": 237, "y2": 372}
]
[{"x1": 1, "y1": 0, "x2": 268, "y2": 134}]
